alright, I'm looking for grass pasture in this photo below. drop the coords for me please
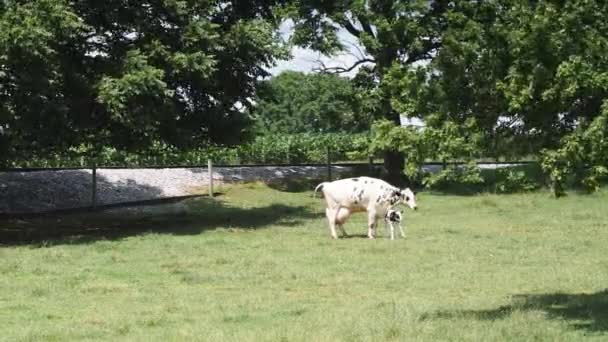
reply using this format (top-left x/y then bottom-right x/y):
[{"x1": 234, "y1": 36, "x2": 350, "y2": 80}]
[{"x1": 1, "y1": 183, "x2": 608, "y2": 341}]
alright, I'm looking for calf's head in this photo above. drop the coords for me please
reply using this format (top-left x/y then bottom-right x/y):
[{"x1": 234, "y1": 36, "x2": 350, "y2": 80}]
[
  {"x1": 386, "y1": 209, "x2": 402, "y2": 223},
  {"x1": 400, "y1": 188, "x2": 417, "y2": 210}
]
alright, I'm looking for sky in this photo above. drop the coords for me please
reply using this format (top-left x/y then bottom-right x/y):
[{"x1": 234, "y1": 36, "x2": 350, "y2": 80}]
[
  {"x1": 267, "y1": 20, "x2": 369, "y2": 78},
  {"x1": 265, "y1": 20, "x2": 425, "y2": 127}
]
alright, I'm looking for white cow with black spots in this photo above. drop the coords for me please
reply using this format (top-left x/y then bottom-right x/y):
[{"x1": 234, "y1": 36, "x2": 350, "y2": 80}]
[{"x1": 314, "y1": 176, "x2": 418, "y2": 239}]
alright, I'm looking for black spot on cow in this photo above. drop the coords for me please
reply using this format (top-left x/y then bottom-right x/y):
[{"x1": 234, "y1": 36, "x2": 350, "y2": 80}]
[
  {"x1": 352, "y1": 178, "x2": 359, "y2": 182},
  {"x1": 357, "y1": 189, "x2": 365, "y2": 201}
]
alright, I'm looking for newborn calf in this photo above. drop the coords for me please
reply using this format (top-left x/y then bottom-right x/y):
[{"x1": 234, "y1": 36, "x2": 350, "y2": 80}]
[{"x1": 385, "y1": 209, "x2": 405, "y2": 240}]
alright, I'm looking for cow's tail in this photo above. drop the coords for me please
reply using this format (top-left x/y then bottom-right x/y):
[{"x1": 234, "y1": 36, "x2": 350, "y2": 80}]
[{"x1": 313, "y1": 182, "x2": 327, "y2": 198}]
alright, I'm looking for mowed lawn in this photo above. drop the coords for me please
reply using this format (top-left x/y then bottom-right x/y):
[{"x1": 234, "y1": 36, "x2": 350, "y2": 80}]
[{"x1": 1, "y1": 183, "x2": 607, "y2": 341}]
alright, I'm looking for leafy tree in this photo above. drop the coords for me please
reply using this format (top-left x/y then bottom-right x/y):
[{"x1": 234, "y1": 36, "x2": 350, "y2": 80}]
[
  {"x1": 0, "y1": 0, "x2": 288, "y2": 165},
  {"x1": 369, "y1": 118, "x2": 484, "y2": 189},
  {"x1": 253, "y1": 71, "x2": 369, "y2": 134},
  {"x1": 284, "y1": 0, "x2": 449, "y2": 184},
  {"x1": 384, "y1": 1, "x2": 608, "y2": 190},
  {"x1": 542, "y1": 102, "x2": 608, "y2": 196}
]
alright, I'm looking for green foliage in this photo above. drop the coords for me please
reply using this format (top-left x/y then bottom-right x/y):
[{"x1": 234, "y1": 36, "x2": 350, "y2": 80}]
[
  {"x1": 494, "y1": 169, "x2": 539, "y2": 194},
  {"x1": 382, "y1": 0, "x2": 608, "y2": 166},
  {"x1": 6, "y1": 133, "x2": 370, "y2": 168},
  {"x1": 0, "y1": 0, "x2": 288, "y2": 164},
  {"x1": 287, "y1": 0, "x2": 450, "y2": 179},
  {"x1": 541, "y1": 102, "x2": 608, "y2": 196},
  {"x1": 253, "y1": 71, "x2": 369, "y2": 134},
  {"x1": 424, "y1": 162, "x2": 484, "y2": 190},
  {"x1": 370, "y1": 118, "x2": 484, "y2": 189}
]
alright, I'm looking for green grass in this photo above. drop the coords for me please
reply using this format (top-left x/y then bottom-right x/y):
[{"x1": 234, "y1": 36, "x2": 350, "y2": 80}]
[{"x1": 1, "y1": 183, "x2": 608, "y2": 341}]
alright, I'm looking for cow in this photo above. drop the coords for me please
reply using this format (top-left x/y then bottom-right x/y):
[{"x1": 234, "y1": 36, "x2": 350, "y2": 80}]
[{"x1": 314, "y1": 176, "x2": 417, "y2": 239}]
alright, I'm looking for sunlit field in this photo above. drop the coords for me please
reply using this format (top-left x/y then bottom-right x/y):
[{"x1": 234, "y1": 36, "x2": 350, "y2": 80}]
[{"x1": 1, "y1": 183, "x2": 607, "y2": 341}]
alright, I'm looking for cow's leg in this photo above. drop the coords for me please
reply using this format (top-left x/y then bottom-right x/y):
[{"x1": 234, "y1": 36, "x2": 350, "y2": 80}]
[
  {"x1": 389, "y1": 221, "x2": 395, "y2": 240},
  {"x1": 325, "y1": 208, "x2": 338, "y2": 239},
  {"x1": 336, "y1": 207, "x2": 350, "y2": 237},
  {"x1": 367, "y1": 211, "x2": 378, "y2": 239},
  {"x1": 399, "y1": 222, "x2": 406, "y2": 238}
]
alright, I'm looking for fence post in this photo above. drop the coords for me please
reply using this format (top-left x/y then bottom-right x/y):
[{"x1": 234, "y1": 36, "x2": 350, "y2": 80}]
[
  {"x1": 326, "y1": 146, "x2": 332, "y2": 181},
  {"x1": 368, "y1": 155, "x2": 374, "y2": 176},
  {"x1": 208, "y1": 159, "x2": 214, "y2": 197},
  {"x1": 91, "y1": 165, "x2": 97, "y2": 211}
]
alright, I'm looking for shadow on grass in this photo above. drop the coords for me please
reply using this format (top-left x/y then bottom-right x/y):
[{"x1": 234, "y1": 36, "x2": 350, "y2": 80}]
[
  {"x1": 423, "y1": 290, "x2": 608, "y2": 333},
  {"x1": 0, "y1": 195, "x2": 318, "y2": 246}
]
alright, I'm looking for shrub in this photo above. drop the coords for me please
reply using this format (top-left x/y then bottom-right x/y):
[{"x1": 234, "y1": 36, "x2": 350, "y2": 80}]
[
  {"x1": 494, "y1": 168, "x2": 539, "y2": 194},
  {"x1": 6, "y1": 133, "x2": 370, "y2": 168},
  {"x1": 541, "y1": 102, "x2": 608, "y2": 196}
]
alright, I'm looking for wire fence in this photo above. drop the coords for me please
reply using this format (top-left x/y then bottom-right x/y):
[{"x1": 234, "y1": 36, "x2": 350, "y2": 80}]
[{"x1": 0, "y1": 141, "x2": 542, "y2": 216}]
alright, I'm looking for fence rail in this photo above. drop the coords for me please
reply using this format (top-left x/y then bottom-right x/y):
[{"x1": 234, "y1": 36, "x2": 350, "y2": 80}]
[
  {"x1": 0, "y1": 160, "x2": 538, "y2": 173},
  {"x1": 0, "y1": 160, "x2": 540, "y2": 216}
]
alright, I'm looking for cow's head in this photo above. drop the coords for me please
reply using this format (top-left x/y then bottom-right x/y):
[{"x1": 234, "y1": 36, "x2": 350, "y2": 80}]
[{"x1": 400, "y1": 188, "x2": 418, "y2": 210}]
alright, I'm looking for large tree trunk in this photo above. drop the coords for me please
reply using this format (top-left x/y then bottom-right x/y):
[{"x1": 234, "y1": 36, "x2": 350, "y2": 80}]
[
  {"x1": 383, "y1": 149, "x2": 406, "y2": 186},
  {"x1": 382, "y1": 101, "x2": 406, "y2": 186},
  {"x1": 373, "y1": 48, "x2": 407, "y2": 186}
]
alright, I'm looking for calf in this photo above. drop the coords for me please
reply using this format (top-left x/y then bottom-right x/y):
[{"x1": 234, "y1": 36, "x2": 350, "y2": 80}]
[
  {"x1": 384, "y1": 209, "x2": 405, "y2": 240},
  {"x1": 314, "y1": 176, "x2": 417, "y2": 239}
]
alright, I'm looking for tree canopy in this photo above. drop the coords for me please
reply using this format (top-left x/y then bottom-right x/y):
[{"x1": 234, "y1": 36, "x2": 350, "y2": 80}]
[
  {"x1": 0, "y1": 0, "x2": 287, "y2": 164},
  {"x1": 283, "y1": 0, "x2": 607, "y2": 187},
  {"x1": 2, "y1": 0, "x2": 607, "y2": 194},
  {"x1": 283, "y1": 0, "x2": 449, "y2": 182},
  {"x1": 253, "y1": 71, "x2": 369, "y2": 134}
]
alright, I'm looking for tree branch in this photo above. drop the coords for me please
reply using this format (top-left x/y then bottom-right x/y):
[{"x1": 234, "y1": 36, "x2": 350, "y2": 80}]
[
  {"x1": 405, "y1": 40, "x2": 442, "y2": 64},
  {"x1": 341, "y1": 18, "x2": 362, "y2": 38},
  {"x1": 312, "y1": 57, "x2": 376, "y2": 74},
  {"x1": 357, "y1": 15, "x2": 375, "y2": 38}
]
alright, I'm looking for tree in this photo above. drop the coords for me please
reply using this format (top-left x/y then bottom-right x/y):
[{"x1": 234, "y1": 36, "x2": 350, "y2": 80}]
[
  {"x1": 253, "y1": 71, "x2": 368, "y2": 134},
  {"x1": 284, "y1": 0, "x2": 449, "y2": 184},
  {"x1": 0, "y1": 0, "x2": 288, "y2": 165},
  {"x1": 387, "y1": 1, "x2": 608, "y2": 166}
]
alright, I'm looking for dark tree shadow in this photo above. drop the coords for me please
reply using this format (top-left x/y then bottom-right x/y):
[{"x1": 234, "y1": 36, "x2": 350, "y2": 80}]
[
  {"x1": 0, "y1": 196, "x2": 318, "y2": 246},
  {"x1": 0, "y1": 169, "x2": 166, "y2": 214},
  {"x1": 422, "y1": 290, "x2": 608, "y2": 333}
]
